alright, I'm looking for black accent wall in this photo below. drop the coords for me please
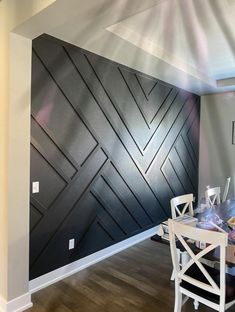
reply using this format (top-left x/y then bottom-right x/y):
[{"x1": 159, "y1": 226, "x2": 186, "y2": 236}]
[{"x1": 30, "y1": 34, "x2": 200, "y2": 279}]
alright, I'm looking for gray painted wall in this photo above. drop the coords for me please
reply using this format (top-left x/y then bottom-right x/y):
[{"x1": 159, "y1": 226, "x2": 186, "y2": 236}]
[
  {"x1": 199, "y1": 92, "x2": 235, "y2": 199},
  {"x1": 30, "y1": 34, "x2": 200, "y2": 279}
]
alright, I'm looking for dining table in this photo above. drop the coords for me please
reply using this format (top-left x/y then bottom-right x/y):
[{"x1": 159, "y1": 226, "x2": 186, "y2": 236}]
[
  {"x1": 212, "y1": 198, "x2": 235, "y2": 223},
  {"x1": 151, "y1": 198, "x2": 235, "y2": 276}
]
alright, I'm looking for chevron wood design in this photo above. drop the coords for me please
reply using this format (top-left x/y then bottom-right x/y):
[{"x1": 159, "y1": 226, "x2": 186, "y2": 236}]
[{"x1": 30, "y1": 35, "x2": 200, "y2": 279}]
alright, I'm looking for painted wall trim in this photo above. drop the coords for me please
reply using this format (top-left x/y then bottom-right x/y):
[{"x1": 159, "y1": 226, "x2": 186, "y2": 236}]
[
  {"x1": 29, "y1": 225, "x2": 159, "y2": 293},
  {"x1": 0, "y1": 293, "x2": 32, "y2": 312}
]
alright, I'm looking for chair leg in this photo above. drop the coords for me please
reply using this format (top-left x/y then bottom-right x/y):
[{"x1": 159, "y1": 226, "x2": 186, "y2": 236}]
[
  {"x1": 174, "y1": 284, "x2": 182, "y2": 312},
  {"x1": 171, "y1": 249, "x2": 181, "y2": 281},
  {"x1": 193, "y1": 300, "x2": 199, "y2": 310},
  {"x1": 219, "y1": 305, "x2": 225, "y2": 312}
]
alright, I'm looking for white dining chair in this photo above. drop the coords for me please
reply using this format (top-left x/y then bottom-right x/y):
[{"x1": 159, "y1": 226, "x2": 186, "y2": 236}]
[
  {"x1": 170, "y1": 194, "x2": 194, "y2": 219},
  {"x1": 222, "y1": 177, "x2": 231, "y2": 203},
  {"x1": 168, "y1": 219, "x2": 235, "y2": 312},
  {"x1": 205, "y1": 187, "x2": 221, "y2": 207}
]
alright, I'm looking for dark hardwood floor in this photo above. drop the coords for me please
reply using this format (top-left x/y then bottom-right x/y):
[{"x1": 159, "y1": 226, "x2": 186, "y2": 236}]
[{"x1": 27, "y1": 239, "x2": 234, "y2": 312}]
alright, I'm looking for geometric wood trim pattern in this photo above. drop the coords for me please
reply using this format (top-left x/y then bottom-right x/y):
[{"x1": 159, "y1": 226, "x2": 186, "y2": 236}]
[{"x1": 30, "y1": 34, "x2": 200, "y2": 279}]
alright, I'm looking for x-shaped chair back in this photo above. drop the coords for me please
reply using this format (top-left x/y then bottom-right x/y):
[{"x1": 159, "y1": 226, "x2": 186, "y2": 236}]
[
  {"x1": 205, "y1": 187, "x2": 221, "y2": 207},
  {"x1": 169, "y1": 219, "x2": 228, "y2": 311},
  {"x1": 170, "y1": 194, "x2": 194, "y2": 219}
]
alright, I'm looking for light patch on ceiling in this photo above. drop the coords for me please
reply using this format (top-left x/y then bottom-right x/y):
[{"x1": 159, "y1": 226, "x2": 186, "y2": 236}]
[
  {"x1": 107, "y1": 22, "x2": 213, "y2": 86},
  {"x1": 15, "y1": 0, "x2": 235, "y2": 94},
  {"x1": 106, "y1": 0, "x2": 235, "y2": 89}
]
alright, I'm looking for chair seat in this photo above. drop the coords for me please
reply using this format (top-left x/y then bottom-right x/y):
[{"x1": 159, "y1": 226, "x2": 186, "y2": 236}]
[{"x1": 181, "y1": 264, "x2": 235, "y2": 304}]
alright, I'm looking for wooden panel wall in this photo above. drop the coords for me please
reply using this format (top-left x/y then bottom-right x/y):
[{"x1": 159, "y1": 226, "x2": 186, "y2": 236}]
[{"x1": 30, "y1": 34, "x2": 200, "y2": 279}]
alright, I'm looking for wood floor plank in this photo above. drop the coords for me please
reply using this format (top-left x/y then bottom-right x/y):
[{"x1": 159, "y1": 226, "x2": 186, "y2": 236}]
[{"x1": 27, "y1": 239, "x2": 234, "y2": 312}]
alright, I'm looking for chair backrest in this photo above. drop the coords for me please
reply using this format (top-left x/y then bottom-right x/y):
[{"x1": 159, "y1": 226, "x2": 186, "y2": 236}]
[
  {"x1": 222, "y1": 177, "x2": 231, "y2": 203},
  {"x1": 170, "y1": 194, "x2": 194, "y2": 219},
  {"x1": 169, "y1": 219, "x2": 228, "y2": 309},
  {"x1": 205, "y1": 187, "x2": 221, "y2": 206}
]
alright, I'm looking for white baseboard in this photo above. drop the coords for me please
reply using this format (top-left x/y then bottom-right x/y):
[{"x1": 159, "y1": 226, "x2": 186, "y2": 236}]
[
  {"x1": 0, "y1": 293, "x2": 32, "y2": 312},
  {"x1": 29, "y1": 225, "x2": 159, "y2": 293}
]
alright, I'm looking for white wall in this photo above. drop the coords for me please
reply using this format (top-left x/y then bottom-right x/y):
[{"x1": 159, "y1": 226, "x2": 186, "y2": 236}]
[
  {"x1": 0, "y1": 0, "x2": 56, "y2": 307},
  {"x1": 199, "y1": 92, "x2": 235, "y2": 198}
]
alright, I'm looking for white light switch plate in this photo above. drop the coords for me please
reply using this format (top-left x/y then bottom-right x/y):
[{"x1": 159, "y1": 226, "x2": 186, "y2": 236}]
[
  {"x1": 32, "y1": 181, "x2": 39, "y2": 194},
  {"x1": 69, "y1": 239, "x2": 75, "y2": 250}
]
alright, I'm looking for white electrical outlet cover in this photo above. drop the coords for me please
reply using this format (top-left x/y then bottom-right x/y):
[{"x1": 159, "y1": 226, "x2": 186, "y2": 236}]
[
  {"x1": 32, "y1": 181, "x2": 39, "y2": 194},
  {"x1": 69, "y1": 239, "x2": 75, "y2": 250}
]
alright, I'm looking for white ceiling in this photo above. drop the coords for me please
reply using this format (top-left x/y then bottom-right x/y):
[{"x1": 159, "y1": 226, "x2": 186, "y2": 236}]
[
  {"x1": 16, "y1": 0, "x2": 235, "y2": 95},
  {"x1": 107, "y1": 0, "x2": 235, "y2": 93}
]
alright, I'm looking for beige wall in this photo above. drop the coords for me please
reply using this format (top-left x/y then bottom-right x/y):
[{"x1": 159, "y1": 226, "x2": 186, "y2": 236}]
[
  {"x1": 0, "y1": 0, "x2": 9, "y2": 301},
  {"x1": 0, "y1": 0, "x2": 56, "y2": 303},
  {"x1": 199, "y1": 92, "x2": 235, "y2": 199}
]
